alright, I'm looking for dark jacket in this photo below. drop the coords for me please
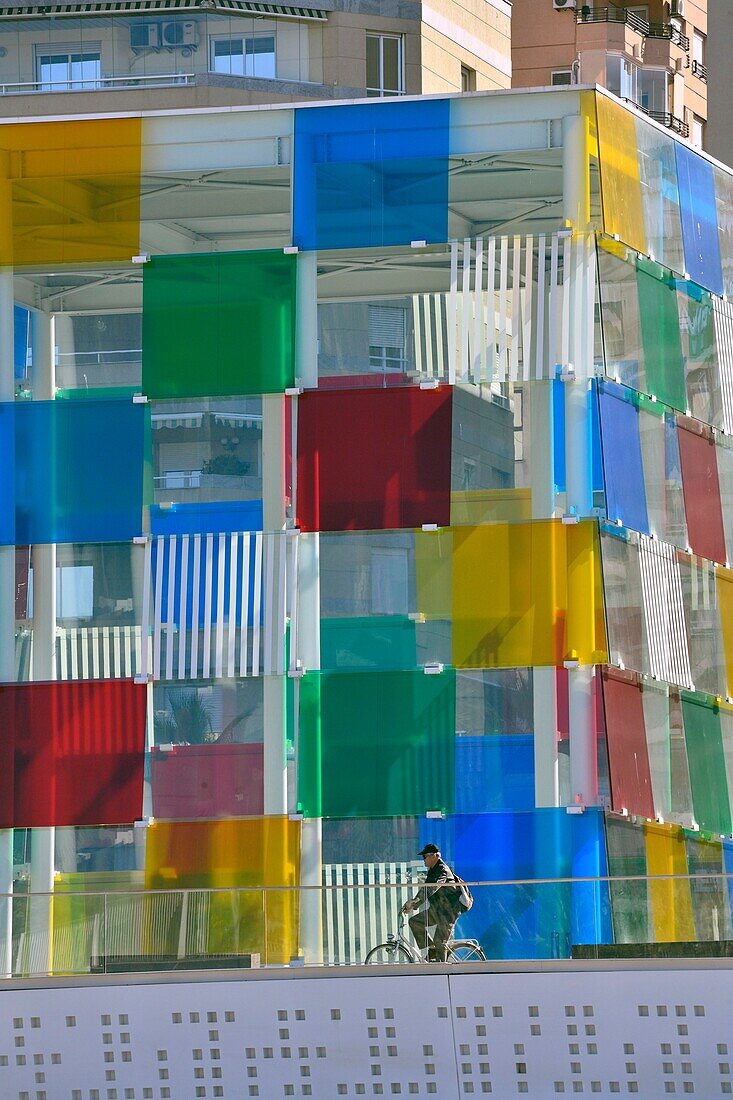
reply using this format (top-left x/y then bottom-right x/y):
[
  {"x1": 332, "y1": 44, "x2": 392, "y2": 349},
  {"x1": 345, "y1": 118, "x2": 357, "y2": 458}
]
[{"x1": 414, "y1": 858, "x2": 461, "y2": 917}]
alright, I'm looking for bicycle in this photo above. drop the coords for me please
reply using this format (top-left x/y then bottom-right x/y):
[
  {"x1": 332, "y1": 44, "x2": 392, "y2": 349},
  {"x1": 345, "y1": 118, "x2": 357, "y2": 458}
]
[{"x1": 364, "y1": 912, "x2": 486, "y2": 964}]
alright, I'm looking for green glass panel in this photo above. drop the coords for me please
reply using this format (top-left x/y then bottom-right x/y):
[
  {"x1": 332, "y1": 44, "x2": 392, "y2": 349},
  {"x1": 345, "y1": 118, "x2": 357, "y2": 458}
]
[
  {"x1": 681, "y1": 693, "x2": 732, "y2": 835},
  {"x1": 298, "y1": 669, "x2": 455, "y2": 818},
  {"x1": 604, "y1": 813, "x2": 649, "y2": 944},
  {"x1": 142, "y1": 250, "x2": 296, "y2": 398},
  {"x1": 636, "y1": 260, "x2": 686, "y2": 411}
]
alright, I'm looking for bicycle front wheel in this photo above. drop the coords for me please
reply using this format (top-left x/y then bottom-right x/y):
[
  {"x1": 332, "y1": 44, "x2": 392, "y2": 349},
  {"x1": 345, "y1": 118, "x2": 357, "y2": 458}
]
[
  {"x1": 364, "y1": 942, "x2": 414, "y2": 965},
  {"x1": 448, "y1": 941, "x2": 486, "y2": 963}
]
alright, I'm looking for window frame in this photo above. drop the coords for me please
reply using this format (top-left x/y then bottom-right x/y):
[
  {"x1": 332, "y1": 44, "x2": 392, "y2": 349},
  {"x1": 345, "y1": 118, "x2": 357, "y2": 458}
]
[
  {"x1": 550, "y1": 69, "x2": 573, "y2": 87},
  {"x1": 35, "y1": 44, "x2": 102, "y2": 91},
  {"x1": 366, "y1": 32, "x2": 404, "y2": 97},
  {"x1": 209, "y1": 31, "x2": 277, "y2": 79}
]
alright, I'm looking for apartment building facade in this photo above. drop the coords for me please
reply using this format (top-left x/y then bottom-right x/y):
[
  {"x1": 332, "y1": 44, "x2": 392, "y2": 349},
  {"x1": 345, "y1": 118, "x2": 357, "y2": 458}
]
[
  {"x1": 512, "y1": 0, "x2": 708, "y2": 148},
  {"x1": 0, "y1": 0, "x2": 511, "y2": 116}
]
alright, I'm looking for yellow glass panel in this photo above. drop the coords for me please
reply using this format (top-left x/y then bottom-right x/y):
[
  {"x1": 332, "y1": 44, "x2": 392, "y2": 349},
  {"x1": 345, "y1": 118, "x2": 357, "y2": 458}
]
[
  {"x1": 145, "y1": 817, "x2": 301, "y2": 964},
  {"x1": 0, "y1": 118, "x2": 141, "y2": 266},
  {"x1": 566, "y1": 519, "x2": 607, "y2": 664},
  {"x1": 717, "y1": 565, "x2": 733, "y2": 698},
  {"x1": 415, "y1": 527, "x2": 453, "y2": 621},
  {"x1": 595, "y1": 94, "x2": 646, "y2": 257},
  {"x1": 53, "y1": 871, "x2": 142, "y2": 974},
  {"x1": 451, "y1": 520, "x2": 605, "y2": 668},
  {"x1": 580, "y1": 88, "x2": 599, "y2": 162},
  {"x1": 450, "y1": 488, "x2": 531, "y2": 526},
  {"x1": 644, "y1": 822, "x2": 695, "y2": 942}
]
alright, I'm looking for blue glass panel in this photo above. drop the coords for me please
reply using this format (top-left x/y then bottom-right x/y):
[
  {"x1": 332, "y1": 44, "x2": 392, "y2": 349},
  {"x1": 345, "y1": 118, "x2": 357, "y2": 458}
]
[
  {"x1": 5, "y1": 399, "x2": 146, "y2": 545},
  {"x1": 419, "y1": 808, "x2": 612, "y2": 958},
  {"x1": 675, "y1": 144, "x2": 724, "y2": 298},
  {"x1": 151, "y1": 500, "x2": 263, "y2": 536},
  {"x1": 552, "y1": 379, "x2": 603, "y2": 495},
  {"x1": 722, "y1": 837, "x2": 733, "y2": 918},
  {"x1": 455, "y1": 736, "x2": 534, "y2": 813},
  {"x1": 293, "y1": 99, "x2": 450, "y2": 251},
  {"x1": 598, "y1": 381, "x2": 649, "y2": 534},
  {"x1": 0, "y1": 403, "x2": 14, "y2": 543},
  {"x1": 14, "y1": 306, "x2": 29, "y2": 381}
]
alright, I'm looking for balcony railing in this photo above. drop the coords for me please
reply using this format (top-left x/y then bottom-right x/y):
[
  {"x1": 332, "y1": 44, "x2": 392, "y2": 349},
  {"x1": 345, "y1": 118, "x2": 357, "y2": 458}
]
[
  {"x1": 576, "y1": 7, "x2": 690, "y2": 49},
  {"x1": 692, "y1": 58, "x2": 708, "y2": 82},
  {"x1": 623, "y1": 97, "x2": 690, "y2": 138},
  {"x1": 0, "y1": 71, "x2": 195, "y2": 95},
  {"x1": 647, "y1": 20, "x2": 690, "y2": 50},
  {"x1": 576, "y1": 6, "x2": 648, "y2": 34}
]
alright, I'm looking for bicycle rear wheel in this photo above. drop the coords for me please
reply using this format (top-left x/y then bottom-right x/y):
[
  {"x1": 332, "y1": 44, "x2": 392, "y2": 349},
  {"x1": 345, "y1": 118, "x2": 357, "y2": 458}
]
[
  {"x1": 448, "y1": 940, "x2": 486, "y2": 962},
  {"x1": 364, "y1": 942, "x2": 413, "y2": 965}
]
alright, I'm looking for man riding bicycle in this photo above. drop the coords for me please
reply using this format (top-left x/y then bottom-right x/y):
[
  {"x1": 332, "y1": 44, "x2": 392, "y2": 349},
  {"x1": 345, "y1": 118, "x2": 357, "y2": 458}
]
[{"x1": 402, "y1": 843, "x2": 463, "y2": 962}]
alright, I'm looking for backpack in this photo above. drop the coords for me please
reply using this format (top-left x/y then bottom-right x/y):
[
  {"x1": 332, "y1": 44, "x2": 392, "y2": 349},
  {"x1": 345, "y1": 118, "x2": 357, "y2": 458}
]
[{"x1": 453, "y1": 874, "x2": 474, "y2": 912}]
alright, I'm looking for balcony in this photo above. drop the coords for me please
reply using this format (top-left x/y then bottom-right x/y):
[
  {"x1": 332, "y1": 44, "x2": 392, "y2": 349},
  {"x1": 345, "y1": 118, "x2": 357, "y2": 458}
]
[
  {"x1": 576, "y1": 7, "x2": 690, "y2": 50},
  {"x1": 624, "y1": 97, "x2": 689, "y2": 138},
  {"x1": 692, "y1": 58, "x2": 708, "y2": 83}
]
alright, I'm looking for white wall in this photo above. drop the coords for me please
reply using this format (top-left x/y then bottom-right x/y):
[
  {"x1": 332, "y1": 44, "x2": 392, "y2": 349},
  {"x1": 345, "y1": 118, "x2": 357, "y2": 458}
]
[{"x1": 1, "y1": 962, "x2": 733, "y2": 1097}]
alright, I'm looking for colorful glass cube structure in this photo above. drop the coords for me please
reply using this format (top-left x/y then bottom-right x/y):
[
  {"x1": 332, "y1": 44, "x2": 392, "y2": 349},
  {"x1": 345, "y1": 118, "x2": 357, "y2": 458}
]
[{"x1": 4, "y1": 87, "x2": 733, "y2": 968}]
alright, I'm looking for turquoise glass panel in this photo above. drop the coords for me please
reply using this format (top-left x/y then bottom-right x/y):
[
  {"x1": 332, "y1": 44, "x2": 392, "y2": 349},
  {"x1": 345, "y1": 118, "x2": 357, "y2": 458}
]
[
  {"x1": 420, "y1": 809, "x2": 612, "y2": 959},
  {"x1": 675, "y1": 143, "x2": 724, "y2": 298},
  {"x1": 320, "y1": 616, "x2": 417, "y2": 671},
  {"x1": 3, "y1": 398, "x2": 146, "y2": 545},
  {"x1": 293, "y1": 99, "x2": 450, "y2": 251}
]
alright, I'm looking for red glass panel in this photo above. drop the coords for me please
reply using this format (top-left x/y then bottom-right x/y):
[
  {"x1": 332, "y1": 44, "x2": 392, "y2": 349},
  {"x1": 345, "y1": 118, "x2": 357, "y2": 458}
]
[
  {"x1": 0, "y1": 680, "x2": 146, "y2": 827},
  {"x1": 678, "y1": 418, "x2": 726, "y2": 564},
  {"x1": 602, "y1": 668, "x2": 654, "y2": 819},
  {"x1": 151, "y1": 742, "x2": 264, "y2": 819},
  {"x1": 297, "y1": 386, "x2": 452, "y2": 532}
]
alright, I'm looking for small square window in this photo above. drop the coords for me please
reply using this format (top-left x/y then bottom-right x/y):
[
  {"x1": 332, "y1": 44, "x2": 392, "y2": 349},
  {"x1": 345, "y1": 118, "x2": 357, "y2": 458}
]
[
  {"x1": 530, "y1": 1026, "x2": 541, "y2": 1036},
  {"x1": 331, "y1": 1010, "x2": 341, "y2": 1021}
]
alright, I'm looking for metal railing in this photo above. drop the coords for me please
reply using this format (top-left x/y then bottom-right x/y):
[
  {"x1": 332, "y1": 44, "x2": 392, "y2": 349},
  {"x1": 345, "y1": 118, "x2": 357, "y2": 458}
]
[
  {"x1": 647, "y1": 21, "x2": 690, "y2": 50},
  {"x1": 623, "y1": 97, "x2": 690, "y2": 138},
  {"x1": 2, "y1": 873, "x2": 733, "y2": 978},
  {"x1": 576, "y1": 6, "x2": 649, "y2": 34},
  {"x1": 0, "y1": 72, "x2": 195, "y2": 95},
  {"x1": 576, "y1": 7, "x2": 690, "y2": 49},
  {"x1": 692, "y1": 58, "x2": 708, "y2": 82}
]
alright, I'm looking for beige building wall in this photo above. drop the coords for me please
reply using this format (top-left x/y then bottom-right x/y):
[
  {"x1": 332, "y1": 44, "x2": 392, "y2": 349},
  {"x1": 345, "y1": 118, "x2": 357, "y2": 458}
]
[
  {"x1": 419, "y1": 0, "x2": 511, "y2": 93},
  {"x1": 512, "y1": 0, "x2": 708, "y2": 146}
]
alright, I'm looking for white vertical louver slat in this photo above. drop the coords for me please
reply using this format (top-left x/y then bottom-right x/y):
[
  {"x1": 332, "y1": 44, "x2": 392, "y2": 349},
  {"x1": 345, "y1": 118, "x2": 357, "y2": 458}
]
[
  {"x1": 638, "y1": 535, "x2": 693, "y2": 689},
  {"x1": 713, "y1": 295, "x2": 733, "y2": 435},
  {"x1": 438, "y1": 231, "x2": 589, "y2": 387},
  {"x1": 146, "y1": 531, "x2": 293, "y2": 681}
]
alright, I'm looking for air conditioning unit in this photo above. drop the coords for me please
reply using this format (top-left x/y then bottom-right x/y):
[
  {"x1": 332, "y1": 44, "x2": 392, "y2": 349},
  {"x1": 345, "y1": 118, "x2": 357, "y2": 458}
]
[
  {"x1": 161, "y1": 20, "x2": 199, "y2": 47},
  {"x1": 553, "y1": 0, "x2": 576, "y2": 8},
  {"x1": 130, "y1": 22, "x2": 159, "y2": 49}
]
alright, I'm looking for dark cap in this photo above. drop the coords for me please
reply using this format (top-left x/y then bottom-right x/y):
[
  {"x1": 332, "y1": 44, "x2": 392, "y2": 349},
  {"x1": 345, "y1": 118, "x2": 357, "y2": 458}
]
[{"x1": 418, "y1": 843, "x2": 440, "y2": 856}]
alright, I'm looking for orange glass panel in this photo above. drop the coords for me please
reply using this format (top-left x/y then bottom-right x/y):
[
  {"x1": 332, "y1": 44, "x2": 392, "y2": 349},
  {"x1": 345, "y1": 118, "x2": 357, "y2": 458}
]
[
  {"x1": 0, "y1": 118, "x2": 141, "y2": 266},
  {"x1": 144, "y1": 816, "x2": 300, "y2": 963},
  {"x1": 717, "y1": 565, "x2": 733, "y2": 698}
]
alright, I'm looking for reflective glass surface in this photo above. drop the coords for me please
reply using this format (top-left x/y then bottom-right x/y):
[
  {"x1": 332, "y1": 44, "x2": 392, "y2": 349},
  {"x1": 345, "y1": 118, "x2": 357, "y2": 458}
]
[
  {"x1": 143, "y1": 251, "x2": 296, "y2": 398},
  {"x1": 293, "y1": 99, "x2": 450, "y2": 251}
]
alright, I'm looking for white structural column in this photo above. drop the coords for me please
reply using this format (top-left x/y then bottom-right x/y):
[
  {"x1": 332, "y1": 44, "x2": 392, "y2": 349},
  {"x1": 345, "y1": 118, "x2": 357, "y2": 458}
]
[
  {"x1": 294, "y1": 251, "x2": 322, "y2": 962},
  {"x1": 0, "y1": 265, "x2": 15, "y2": 976},
  {"x1": 29, "y1": 310, "x2": 56, "y2": 975},
  {"x1": 296, "y1": 250, "x2": 318, "y2": 390},
  {"x1": 297, "y1": 533, "x2": 322, "y2": 963},
  {"x1": 530, "y1": 382, "x2": 560, "y2": 807},
  {"x1": 262, "y1": 393, "x2": 288, "y2": 816},
  {"x1": 563, "y1": 112, "x2": 597, "y2": 808}
]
